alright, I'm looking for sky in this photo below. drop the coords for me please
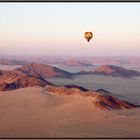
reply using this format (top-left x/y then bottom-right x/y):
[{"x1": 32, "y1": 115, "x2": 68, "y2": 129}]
[{"x1": 0, "y1": 3, "x2": 140, "y2": 56}]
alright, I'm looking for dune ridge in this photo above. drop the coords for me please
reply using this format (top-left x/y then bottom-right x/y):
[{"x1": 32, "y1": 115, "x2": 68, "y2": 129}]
[{"x1": 45, "y1": 85, "x2": 140, "y2": 110}]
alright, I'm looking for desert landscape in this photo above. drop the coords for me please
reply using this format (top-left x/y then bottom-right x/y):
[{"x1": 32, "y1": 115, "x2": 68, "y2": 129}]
[
  {"x1": 0, "y1": 56, "x2": 140, "y2": 138},
  {"x1": 1, "y1": 2, "x2": 140, "y2": 138}
]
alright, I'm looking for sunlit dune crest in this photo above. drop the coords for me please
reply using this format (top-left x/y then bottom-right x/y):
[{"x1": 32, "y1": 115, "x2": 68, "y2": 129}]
[{"x1": 45, "y1": 85, "x2": 140, "y2": 110}]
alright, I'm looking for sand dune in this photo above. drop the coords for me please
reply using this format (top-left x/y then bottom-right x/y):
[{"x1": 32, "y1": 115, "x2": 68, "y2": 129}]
[{"x1": 0, "y1": 87, "x2": 140, "y2": 138}]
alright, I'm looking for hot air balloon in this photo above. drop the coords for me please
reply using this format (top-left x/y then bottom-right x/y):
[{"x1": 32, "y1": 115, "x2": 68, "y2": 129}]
[{"x1": 84, "y1": 32, "x2": 93, "y2": 42}]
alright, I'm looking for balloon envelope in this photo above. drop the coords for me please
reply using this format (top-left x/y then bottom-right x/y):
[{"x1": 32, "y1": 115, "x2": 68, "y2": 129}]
[{"x1": 84, "y1": 32, "x2": 93, "y2": 42}]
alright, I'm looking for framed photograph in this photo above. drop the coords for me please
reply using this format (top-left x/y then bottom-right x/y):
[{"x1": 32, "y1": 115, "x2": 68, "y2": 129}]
[{"x1": 0, "y1": 1, "x2": 140, "y2": 139}]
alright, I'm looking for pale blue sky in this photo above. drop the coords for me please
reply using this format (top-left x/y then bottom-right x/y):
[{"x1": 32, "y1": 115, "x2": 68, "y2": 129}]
[{"x1": 0, "y1": 3, "x2": 140, "y2": 56}]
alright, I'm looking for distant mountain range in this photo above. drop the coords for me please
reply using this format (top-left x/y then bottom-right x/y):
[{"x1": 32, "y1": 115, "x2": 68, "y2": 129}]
[
  {"x1": 93, "y1": 65, "x2": 140, "y2": 78},
  {"x1": 0, "y1": 59, "x2": 30, "y2": 65},
  {"x1": 1, "y1": 63, "x2": 140, "y2": 81},
  {"x1": 1, "y1": 62, "x2": 140, "y2": 79},
  {"x1": 77, "y1": 65, "x2": 140, "y2": 78},
  {"x1": 16, "y1": 63, "x2": 140, "y2": 78},
  {"x1": 1, "y1": 56, "x2": 140, "y2": 65},
  {"x1": 59, "y1": 59, "x2": 93, "y2": 67},
  {"x1": 16, "y1": 63, "x2": 74, "y2": 78}
]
